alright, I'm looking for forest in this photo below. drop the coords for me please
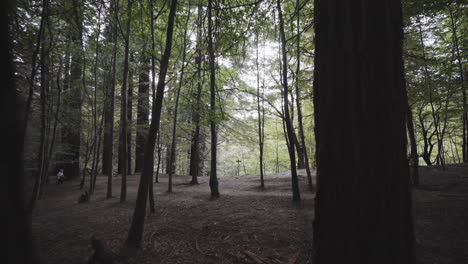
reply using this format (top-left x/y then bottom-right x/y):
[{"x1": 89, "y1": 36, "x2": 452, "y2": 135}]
[{"x1": 4, "y1": 0, "x2": 467, "y2": 263}]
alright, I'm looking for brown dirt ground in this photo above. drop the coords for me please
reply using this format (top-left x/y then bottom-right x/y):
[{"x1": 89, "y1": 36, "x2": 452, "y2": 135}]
[{"x1": 32, "y1": 163, "x2": 468, "y2": 264}]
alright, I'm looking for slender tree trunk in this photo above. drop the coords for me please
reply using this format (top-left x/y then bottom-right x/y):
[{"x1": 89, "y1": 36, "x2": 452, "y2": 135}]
[
  {"x1": 168, "y1": 1, "x2": 192, "y2": 192},
  {"x1": 406, "y1": 99, "x2": 419, "y2": 186},
  {"x1": 38, "y1": 63, "x2": 63, "y2": 208},
  {"x1": 119, "y1": 0, "x2": 133, "y2": 203},
  {"x1": 35, "y1": 7, "x2": 50, "y2": 199},
  {"x1": 135, "y1": 56, "x2": 149, "y2": 173},
  {"x1": 125, "y1": 0, "x2": 178, "y2": 250},
  {"x1": 207, "y1": 0, "x2": 220, "y2": 198},
  {"x1": 105, "y1": 0, "x2": 118, "y2": 198},
  {"x1": 155, "y1": 132, "x2": 162, "y2": 183},
  {"x1": 127, "y1": 52, "x2": 134, "y2": 175},
  {"x1": 148, "y1": 134, "x2": 156, "y2": 214},
  {"x1": 312, "y1": 1, "x2": 415, "y2": 262},
  {"x1": 189, "y1": 2, "x2": 204, "y2": 185},
  {"x1": 22, "y1": 0, "x2": 47, "y2": 142},
  {"x1": 146, "y1": 0, "x2": 157, "y2": 212},
  {"x1": 65, "y1": 0, "x2": 84, "y2": 178},
  {"x1": 89, "y1": 0, "x2": 104, "y2": 195},
  {"x1": 293, "y1": 0, "x2": 313, "y2": 191},
  {"x1": 277, "y1": 0, "x2": 300, "y2": 202},
  {"x1": 255, "y1": 31, "x2": 265, "y2": 188}
]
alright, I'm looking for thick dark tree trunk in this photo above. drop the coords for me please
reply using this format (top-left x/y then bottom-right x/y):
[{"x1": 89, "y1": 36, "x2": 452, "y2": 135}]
[
  {"x1": 125, "y1": 0, "x2": 178, "y2": 250},
  {"x1": 135, "y1": 56, "x2": 149, "y2": 173},
  {"x1": 4, "y1": 0, "x2": 41, "y2": 260},
  {"x1": 312, "y1": 1, "x2": 415, "y2": 263},
  {"x1": 119, "y1": 0, "x2": 133, "y2": 203},
  {"x1": 208, "y1": 0, "x2": 220, "y2": 198},
  {"x1": 277, "y1": 0, "x2": 300, "y2": 202}
]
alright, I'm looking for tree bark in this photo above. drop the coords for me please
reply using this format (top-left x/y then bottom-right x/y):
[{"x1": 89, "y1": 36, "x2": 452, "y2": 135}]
[
  {"x1": 22, "y1": 0, "x2": 47, "y2": 144},
  {"x1": 3, "y1": 0, "x2": 41, "y2": 260},
  {"x1": 125, "y1": 0, "x2": 178, "y2": 250},
  {"x1": 293, "y1": 0, "x2": 313, "y2": 191},
  {"x1": 127, "y1": 52, "x2": 134, "y2": 175},
  {"x1": 189, "y1": 2, "x2": 204, "y2": 185},
  {"x1": 277, "y1": 0, "x2": 300, "y2": 202},
  {"x1": 104, "y1": 0, "x2": 119, "y2": 198},
  {"x1": 208, "y1": 0, "x2": 220, "y2": 198},
  {"x1": 119, "y1": 0, "x2": 133, "y2": 203},
  {"x1": 406, "y1": 99, "x2": 419, "y2": 186},
  {"x1": 36, "y1": 4, "x2": 50, "y2": 199},
  {"x1": 255, "y1": 30, "x2": 265, "y2": 188},
  {"x1": 135, "y1": 56, "x2": 149, "y2": 173},
  {"x1": 167, "y1": 1, "x2": 191, "y2": 192},
  {"x1": 146, "y1": 0, "x2": 157, "y2": 213},
  {"x1": 312, "y1": 1, "x2": 415, "y2": 263},
  {"x1": 64, "y1": 0, "x2": 84, "y2": 178}
]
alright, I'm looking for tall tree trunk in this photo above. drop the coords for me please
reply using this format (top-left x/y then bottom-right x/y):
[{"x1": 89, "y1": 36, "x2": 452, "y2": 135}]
[
  {"x1": 277, "y1": 0, "x2": 300, "y2": 202},
  {"x1": 146, "y1": 0, "x2": 157, "y2": 214},
  {"x1": 208, "y1": 0, "x2": 220, "y2": 198},
  {"x1": 125, "y1": 0, "x2": 178, "y2": 250},
  {"x1": 104, "y1": 0, "x2": 119, "y2": 198},
  {"x1": 36, "y1": 60, "x2": 63, "y2": 209},
  {"x1": 127, "y1": 52, "x2": 134, "y2": 175},
  {"x1": 89, "y1": 0, "x2": 104, "y2": 195},
  {"x1": 294, "y1": 0, "x2": 313, "y2": 191},
  {"x1": 168, "y1": 1, "x2": 191, "y2": 192},
  {"x1": 36, "y1": 5, "x2": 50, "y2": 199},
  {"x1": 148, "y1": 131, "x2": 157, "y2": 214},
  {"x1": 155, "y1": 132, "x2": 162, "y2": 184},
  {"x1": 312, "y1": 1, "x2": 415, "y2": 262},
  {"x1": 135, "y1": 56, "x2": 149, "y2": 173},
  {"x1": 22, "y1": 0, "x2": 47, "y2": 142},
  {"x1": 29, "y1": 0, "x2": 50, "y2": 204},
  {"x1": 64, "y1": 0, "x2": 84, "y2": 178},
  {"x1": 189, "y1": 2, "x2": 204, "y2": 185},
  {"x1": 119, "y1": 0, "x2": 133, "y2": 203},
  {"x1": 3, "y1": 0, "x2": 41, "y2": 259},
  {"x1": 255, "y1": 30, "x2": 265, "y2": 188}
]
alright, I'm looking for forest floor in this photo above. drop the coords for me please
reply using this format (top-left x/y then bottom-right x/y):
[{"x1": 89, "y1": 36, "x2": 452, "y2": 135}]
[{"x1": 32, "y1": 163, "x2": 468, "y2": 264}]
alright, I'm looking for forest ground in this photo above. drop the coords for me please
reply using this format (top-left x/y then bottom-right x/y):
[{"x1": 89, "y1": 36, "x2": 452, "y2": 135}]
[{"x1": 32, "y1": 164, "x2": 468, "y2": 264}]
